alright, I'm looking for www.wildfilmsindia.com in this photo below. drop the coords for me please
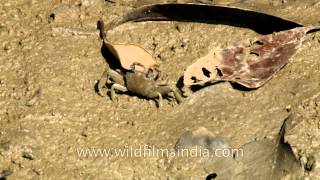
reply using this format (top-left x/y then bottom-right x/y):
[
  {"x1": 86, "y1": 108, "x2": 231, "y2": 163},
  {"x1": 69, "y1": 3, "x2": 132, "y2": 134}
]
[{"x1": 76, "y1": 145, "x2": 244, "y2": 158}]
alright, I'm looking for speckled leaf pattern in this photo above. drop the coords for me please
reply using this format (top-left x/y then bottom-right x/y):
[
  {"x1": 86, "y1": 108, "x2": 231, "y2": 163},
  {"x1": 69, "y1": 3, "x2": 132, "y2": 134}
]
[{"x1": 184, "y1": 27, "x2": 320, "y2": 88}]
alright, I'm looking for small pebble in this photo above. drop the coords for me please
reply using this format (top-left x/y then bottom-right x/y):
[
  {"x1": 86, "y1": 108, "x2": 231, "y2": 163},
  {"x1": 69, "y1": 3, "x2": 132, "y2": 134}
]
[
  {"x1": 22, "y1": 151, "x2": 35, "y2": 160},
  {"x1": 26, "y1": 88, "x2": 42, "y2": 107}
]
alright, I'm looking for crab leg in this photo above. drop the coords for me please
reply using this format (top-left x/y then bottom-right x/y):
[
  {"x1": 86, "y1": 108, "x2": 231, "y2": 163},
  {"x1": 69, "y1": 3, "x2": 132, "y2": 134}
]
[
  {"x1": 107, "y1": 69, "x2": 125, "y2": 86},
  {"x1": 156, "y1": 92, "x2": 163, "y2": 108},
  {"x1": 110, "y1": 84, "x2": 128, "y2": 101},
  {"x1": 98, "y1": 67, "x2": 125, "y2": 96},
  {"x1": 97, "y1": 69, "x2": 110, "y2": 97},
  {"x1": 172, "y1": 89, "x2": 183, "y2": 104}
]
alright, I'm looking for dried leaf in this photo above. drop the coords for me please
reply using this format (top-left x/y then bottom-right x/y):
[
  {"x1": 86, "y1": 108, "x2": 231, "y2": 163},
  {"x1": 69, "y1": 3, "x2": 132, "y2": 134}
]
[
  {"x1": 104, "y1": 3, "x2": 301, "y2": 35},
  {"x1": 182, "y1": 50, "x2": 220, "y2": 86},
  {"x1": 184, "y1": 27, "x2": 320, "y2": 88},
  {"x1": 104, "y1": 42, "x2": 157, "y2": 72},
  {"x1": 183, "y1": 49, "x2": 220, "y2": 86}
]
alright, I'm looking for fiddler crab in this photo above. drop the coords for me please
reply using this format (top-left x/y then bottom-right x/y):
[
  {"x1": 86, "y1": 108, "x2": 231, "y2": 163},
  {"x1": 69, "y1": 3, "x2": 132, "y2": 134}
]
[{"x1": 97, "y1": 21, "x2": 182, "y2": 107}]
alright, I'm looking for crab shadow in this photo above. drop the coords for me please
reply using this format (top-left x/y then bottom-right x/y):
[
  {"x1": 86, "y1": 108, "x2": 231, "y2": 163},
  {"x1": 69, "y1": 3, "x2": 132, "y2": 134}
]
[{"x1": 94, "y1": 42, "x2": 123, "y2": 95}]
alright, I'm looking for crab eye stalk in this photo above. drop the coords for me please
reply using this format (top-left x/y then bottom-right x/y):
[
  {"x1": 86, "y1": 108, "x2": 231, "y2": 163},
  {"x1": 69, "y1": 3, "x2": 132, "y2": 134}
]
[{"x1": 146, "y1": 69, "x2": 154, "y2": 79}]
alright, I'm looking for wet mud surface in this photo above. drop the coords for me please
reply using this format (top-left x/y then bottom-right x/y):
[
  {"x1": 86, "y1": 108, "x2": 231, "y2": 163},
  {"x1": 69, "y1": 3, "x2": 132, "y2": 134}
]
[{"x1": 0, "y1": 0, "x2": 320, "y2": 179}]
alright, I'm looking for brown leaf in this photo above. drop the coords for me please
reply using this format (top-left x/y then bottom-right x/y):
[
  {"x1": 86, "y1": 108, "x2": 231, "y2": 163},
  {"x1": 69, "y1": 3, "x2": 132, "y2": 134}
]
[
  {"x1": 104, "y1": 42, "x2": 158, "y2": 72},
  {"x1": 184, "y1": 27, "x2": 320, "y2": 88},
  {"x1": 183, "y1": 49, "x2": 221, "y2": 86},
  {"x1": 104, "y1": 3, "x2": 301, "y2": 35},
  {"x1": 183, "y1": 50, "x2": 220, "y2": 86}
]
